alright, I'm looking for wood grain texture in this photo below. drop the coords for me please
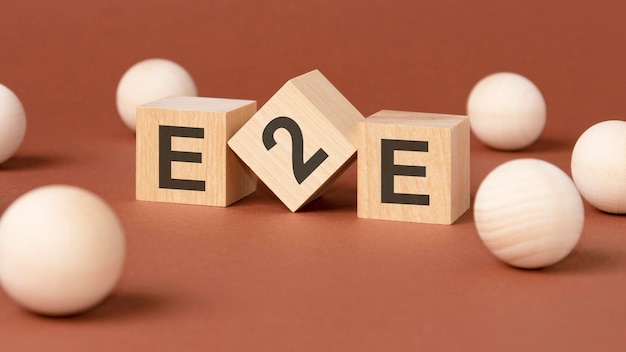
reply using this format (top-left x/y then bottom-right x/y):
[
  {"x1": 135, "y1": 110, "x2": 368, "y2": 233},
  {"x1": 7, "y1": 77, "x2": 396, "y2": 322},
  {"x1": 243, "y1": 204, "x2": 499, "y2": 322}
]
[
  {"x1": 571, "y1": 120, "x2": 626, "y2": 214},
  {"x1": 136, "y1": 96, "x2": 257, "y2": 207},
  {"x1": 357, "y1": 110, "x2": 470, "y2": 225},
  {"x1": 467, "y1": 72, "x2": 546, "y2": 151},
  {"x1": 228, "y1": 69, "x2": 364, "y2": 212},
  {"x1": 474, "y1": 158, "x2": 584, "y2": 268}
]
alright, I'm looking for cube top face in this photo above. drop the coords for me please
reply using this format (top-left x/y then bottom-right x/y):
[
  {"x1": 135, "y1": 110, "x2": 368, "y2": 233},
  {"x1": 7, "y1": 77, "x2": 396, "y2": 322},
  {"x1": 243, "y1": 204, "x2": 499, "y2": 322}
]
[
  {"x1": 357, "y1": 111, "x2": 470, "y2": 225},
  {"x1": 366, "y1": 110, "x2": 468, "y2": 129},
  {"x1": 228, "y1": 69, "x2": 364, "y2": 212},
  {"x1": 136, "y1": 97, "x2": 257, "y2": 207},
  {"x1": 141, "y1": 96, "x2": 256, "y2": 113},
  {"x1": 288, "y1": 70, "x2": 365, "y2": 145}
]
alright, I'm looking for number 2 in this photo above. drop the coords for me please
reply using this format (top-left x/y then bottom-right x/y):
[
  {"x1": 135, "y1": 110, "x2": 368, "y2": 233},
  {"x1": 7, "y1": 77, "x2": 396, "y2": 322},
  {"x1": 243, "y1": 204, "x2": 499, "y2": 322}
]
[{"x1": 262, "y1": 116, "x2": 329, "y2": 184}]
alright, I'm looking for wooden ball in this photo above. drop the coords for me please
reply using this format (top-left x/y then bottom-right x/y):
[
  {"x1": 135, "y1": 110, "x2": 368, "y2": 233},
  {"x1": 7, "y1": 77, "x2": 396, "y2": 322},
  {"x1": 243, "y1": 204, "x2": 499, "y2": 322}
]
[
  {"x1": 474, "y1": 159, "x2": 584, "y2": 269},
  {"x1": 467, "y1": 72, "x2": 546, "y2": 150},
  {"x1": 0, "y1": 185, "x2": 125, "y2": 316},
  {"x1": 116, "y1": 58, "x2": 197, "y2": 131},
  {"x1": 571, "y1": 120, "x2": 626, "y2": 213},
  {"x1": 0, "y1": 84, "x2": 26, "y2": 164}
]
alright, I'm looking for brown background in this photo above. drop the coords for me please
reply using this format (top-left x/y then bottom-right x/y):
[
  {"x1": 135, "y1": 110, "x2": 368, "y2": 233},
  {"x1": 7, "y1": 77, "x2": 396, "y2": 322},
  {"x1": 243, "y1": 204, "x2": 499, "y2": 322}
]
[{"x1": 1, "y1": 0, "x2": 625, "y2": 350}]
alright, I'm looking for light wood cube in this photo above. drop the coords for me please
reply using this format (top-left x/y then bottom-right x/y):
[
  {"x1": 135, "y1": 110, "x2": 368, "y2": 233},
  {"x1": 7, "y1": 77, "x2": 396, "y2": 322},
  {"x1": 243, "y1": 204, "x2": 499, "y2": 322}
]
[
  {"x1": 357, "y1": 110, "x2": 470, "y2": 225},
  {"x1": 136, "y1": 96, "x2": 257, "y2": 207},
  {"x1": 228, "y1": 70, "x2": 364, "y2": 212}
]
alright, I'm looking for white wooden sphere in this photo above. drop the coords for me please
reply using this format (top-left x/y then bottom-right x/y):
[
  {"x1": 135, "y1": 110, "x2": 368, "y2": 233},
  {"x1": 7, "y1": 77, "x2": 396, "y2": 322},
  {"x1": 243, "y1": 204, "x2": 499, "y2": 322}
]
[
  {"x1": 116, "y1": 58, "x2": 197, "y2": 131},
  {"x1": 0, "y1": 185, "x2": 125, "y2": 316},
  {"x1": 571, "y1": 120, "x2": 626, "y2": 213},
  {"x1": 467, "y1": 72, "x2": 546, "y2": 150},
  {"x1": 474, "y1": 159, "x2": 584, "y2": 269},
  {"x1": 0, "y1": 84, "x2": 26, "y2": 164}
]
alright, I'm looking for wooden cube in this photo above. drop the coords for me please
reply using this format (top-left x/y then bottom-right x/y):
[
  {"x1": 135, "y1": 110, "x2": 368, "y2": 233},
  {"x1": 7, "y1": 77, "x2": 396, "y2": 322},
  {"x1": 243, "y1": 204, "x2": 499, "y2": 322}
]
[
  {"x1": 136, "y1": 96, "x2": 257, "y2": 207},
  {"x1": 228, "y1": 70, "x2": 364, "y2": 212},
  {"x1": 357, "y1": 110, "x2": 470, "y2": 225}
]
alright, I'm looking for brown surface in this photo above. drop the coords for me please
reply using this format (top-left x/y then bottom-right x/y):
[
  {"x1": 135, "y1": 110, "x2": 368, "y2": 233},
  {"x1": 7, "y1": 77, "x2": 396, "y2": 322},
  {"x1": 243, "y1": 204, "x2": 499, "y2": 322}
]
[{"x1": 0, "y1": 1, "x2": 625, "y2": 350}]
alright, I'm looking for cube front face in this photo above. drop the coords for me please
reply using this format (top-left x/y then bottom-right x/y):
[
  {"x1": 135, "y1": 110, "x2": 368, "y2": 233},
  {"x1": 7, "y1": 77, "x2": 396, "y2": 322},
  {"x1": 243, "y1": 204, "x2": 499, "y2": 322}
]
[
  {"x1": 357, "y1": 111, "x2": 470, "y2": 225},
  {"x1": 136, "y1": 96, "x2": 257, "y2": 207},
  {"x1": 228, "y1": 70, "x2": 364, "y2": 212}
]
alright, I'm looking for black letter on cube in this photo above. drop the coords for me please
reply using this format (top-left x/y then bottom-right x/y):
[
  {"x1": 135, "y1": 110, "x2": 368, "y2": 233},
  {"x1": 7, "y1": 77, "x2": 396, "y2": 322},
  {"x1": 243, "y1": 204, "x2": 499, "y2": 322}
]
[
  {"x1": 262, "y1": 116, "x2": 329, "y2": 184},
  {"x1": 380, "y1": 139, "x2": 429, "y2": 205},
  {"x1": 159, "y1": 125, "x2": 205, "y2": 191}
]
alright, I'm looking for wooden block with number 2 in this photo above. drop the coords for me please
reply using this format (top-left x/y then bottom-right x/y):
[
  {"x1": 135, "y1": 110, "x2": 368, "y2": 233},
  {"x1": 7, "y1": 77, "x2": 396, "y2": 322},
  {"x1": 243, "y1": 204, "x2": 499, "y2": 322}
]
[{"x1": 228, "y1": 69, "x2": 364, "y2": 212}]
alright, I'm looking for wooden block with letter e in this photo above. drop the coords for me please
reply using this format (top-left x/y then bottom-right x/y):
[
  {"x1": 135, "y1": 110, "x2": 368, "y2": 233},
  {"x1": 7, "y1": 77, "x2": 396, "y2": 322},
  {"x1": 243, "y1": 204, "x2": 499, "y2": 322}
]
[
  {"x1": 357, "y1": 110, "x2": 470, "y2": 225},
  {"x1": 228, "y1": 69, "x2": 364, "y2": 212},
  {"x1": 136, "y1": 96, "x2": 257, "y2": 207}
]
